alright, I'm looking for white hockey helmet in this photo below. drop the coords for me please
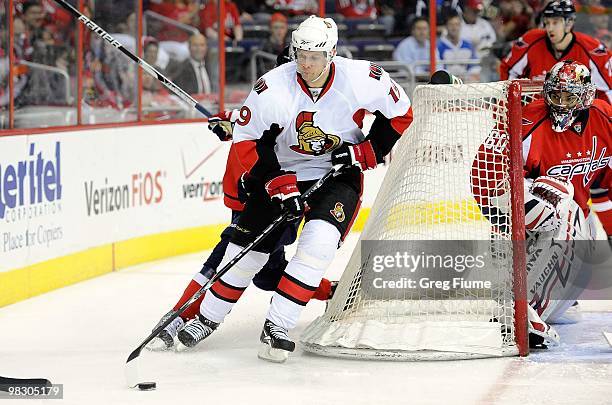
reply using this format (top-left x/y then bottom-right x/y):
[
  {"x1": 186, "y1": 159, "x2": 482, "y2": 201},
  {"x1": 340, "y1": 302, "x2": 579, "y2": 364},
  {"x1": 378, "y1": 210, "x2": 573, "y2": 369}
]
[{"x1": 290, "y1": 15, "x2": 338, "y2": 62}]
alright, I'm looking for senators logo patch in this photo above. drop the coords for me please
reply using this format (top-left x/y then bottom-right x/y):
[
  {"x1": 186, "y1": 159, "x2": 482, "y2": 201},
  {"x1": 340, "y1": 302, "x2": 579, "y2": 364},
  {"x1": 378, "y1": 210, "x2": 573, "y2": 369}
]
[
  {"x1": 290, "y1": 111, "x2": 341, "y2": 156},
  {"x1": 369, "y1": 63, "x2": 383, "y2": 80},
  {"x1": 253, "y1": 78, "x2": 268, "y2": 94},
  {"x1": 330, "y1": 202, "x2": 345, "y2": 223}
]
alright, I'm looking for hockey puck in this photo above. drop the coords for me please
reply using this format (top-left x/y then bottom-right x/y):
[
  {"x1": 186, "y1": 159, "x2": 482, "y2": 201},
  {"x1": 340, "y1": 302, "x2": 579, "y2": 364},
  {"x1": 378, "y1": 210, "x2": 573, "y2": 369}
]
[{"x1": 137, "y1": 382, "x2": 156, "y2": 391}]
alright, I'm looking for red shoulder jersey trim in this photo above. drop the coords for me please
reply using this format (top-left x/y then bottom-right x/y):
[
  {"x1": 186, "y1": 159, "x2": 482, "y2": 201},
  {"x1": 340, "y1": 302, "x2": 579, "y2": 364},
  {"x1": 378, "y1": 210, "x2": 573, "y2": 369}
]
[
  {"x1": 222, "y1": 141, "x2": 259, "y2": 211},
  {"x1": 390, "y1": 106, "x2": 414, "y2": 135}
]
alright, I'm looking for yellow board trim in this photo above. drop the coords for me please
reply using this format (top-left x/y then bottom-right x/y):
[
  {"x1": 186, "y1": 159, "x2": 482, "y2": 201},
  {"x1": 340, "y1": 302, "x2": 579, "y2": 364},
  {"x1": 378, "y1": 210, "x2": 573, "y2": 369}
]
[
  {"x1": 0, "y1": 201, "x2": 482, "y2": 309},
  {"x1": 0, "y1": 223, "x2": 228, "y2": 308}
]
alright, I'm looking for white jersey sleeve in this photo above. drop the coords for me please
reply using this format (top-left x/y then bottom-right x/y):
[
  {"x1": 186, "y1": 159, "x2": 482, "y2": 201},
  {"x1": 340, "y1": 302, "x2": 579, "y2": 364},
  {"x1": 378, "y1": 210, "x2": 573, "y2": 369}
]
[
  {"x1": 232, "y1": 72, "x2": 292, "y2": 144},
  {"x1": 355, "y1": 61, "x2": 412, "y2": 128}
]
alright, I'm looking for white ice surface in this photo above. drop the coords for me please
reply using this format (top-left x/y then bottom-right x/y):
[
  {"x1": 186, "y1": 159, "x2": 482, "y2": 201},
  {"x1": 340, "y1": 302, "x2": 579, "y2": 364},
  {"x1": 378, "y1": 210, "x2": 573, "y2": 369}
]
[{"x1": 1, "y1": 233, "x2": 612, "y2": 405}]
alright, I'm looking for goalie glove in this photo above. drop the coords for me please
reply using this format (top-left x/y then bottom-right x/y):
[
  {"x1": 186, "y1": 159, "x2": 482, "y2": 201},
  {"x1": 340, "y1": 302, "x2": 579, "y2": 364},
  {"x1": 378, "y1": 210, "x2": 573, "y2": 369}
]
[
  {"x1": 208, "y1": 109, "x2": 240, "y2": 141},
  {"x1": 265, "y1": 171, "x2": 305, "y2": 221},
  {"x1": 331, "y1": 140, "x2": 378, "y2": 171},
  {"x1": 524, "y1": 176, "x2": 574, "y2": 233},
  {"x1": 530, "y1": 176, "x2": 574, "y2": 208}
]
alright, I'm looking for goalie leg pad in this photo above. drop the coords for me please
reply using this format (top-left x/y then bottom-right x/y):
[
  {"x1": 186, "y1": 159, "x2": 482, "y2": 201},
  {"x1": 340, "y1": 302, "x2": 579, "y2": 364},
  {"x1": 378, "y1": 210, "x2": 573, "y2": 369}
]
[
  {"x1": 199, "y1": 242, "x2": 269, "y2": 323},
  {"x1": 267, "y1": 220, "x2": 340, "y2": 330},
  {"x1": 527, "y1": 201, "x2": 596, "y2": 323}
]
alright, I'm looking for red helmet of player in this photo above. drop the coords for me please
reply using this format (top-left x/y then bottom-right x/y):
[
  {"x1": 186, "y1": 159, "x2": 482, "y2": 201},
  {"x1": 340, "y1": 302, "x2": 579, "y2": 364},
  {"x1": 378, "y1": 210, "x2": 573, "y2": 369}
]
[{"x1": 543, "y1": 60, "x2": 596, "y2": 132}]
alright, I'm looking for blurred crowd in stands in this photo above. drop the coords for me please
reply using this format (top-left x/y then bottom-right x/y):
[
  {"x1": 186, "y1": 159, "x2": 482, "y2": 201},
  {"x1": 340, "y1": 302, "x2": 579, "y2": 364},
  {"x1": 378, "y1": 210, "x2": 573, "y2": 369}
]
[{"x1": 0, "y1": 0, "x2": 610, "y2": 125}]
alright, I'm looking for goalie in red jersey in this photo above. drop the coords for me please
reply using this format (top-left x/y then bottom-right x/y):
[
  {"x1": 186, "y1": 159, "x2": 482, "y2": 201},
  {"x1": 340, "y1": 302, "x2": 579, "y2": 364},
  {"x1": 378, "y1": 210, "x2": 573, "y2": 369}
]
[
  {"x1": 474, "y1": 60, "x2": 612, "y2": 348},
  {"x1": 499, "y1": 0, "x2": 611, "y2": 104}
]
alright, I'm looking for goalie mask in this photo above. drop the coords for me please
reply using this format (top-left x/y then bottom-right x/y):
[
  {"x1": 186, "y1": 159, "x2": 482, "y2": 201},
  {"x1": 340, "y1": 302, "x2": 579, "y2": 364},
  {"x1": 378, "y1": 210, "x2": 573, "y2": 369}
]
[
  {"x1": 543, "y1": 60, "x2": 596, "y2": 132},
  {"x1": 290, "y1": 15, "x2": 338, "y2": 82}
]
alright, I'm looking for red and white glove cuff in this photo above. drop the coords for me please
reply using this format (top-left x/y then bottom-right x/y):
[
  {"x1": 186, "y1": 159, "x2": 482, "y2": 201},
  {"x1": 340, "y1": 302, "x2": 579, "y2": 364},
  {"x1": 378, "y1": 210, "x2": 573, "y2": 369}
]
[
  {"x1": 350, "y1": 141, "x2": 378, "y2": 171},
  {"x1": 210, "y1": 109, "x2": 240, "y2": 123},
  {"x1": 265, "y1": 173, "x2": 300, "y2": 201}
]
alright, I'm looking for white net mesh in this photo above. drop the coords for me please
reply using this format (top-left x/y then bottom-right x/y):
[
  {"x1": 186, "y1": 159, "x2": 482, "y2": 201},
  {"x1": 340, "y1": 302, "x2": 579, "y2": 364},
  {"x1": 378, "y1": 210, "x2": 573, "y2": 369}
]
[{"x1": 301, "y1": 81, "x2": 538, "y2": 360}]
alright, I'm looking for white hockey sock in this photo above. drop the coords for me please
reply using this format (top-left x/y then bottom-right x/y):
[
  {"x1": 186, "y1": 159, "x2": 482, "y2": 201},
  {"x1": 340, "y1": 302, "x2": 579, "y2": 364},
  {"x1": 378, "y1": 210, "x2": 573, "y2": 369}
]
[
  {"x1": 200, "y1": 242, "x2": 268, "y2": 323},
  {"x1": 267, "y1": 220, "x2": 340, "y2": 329}
]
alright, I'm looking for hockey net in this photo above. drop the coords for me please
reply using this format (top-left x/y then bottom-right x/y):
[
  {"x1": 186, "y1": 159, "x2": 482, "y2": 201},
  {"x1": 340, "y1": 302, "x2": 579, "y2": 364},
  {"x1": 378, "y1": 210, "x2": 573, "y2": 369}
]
[{"x1": 301, "y1": 81, "x2": 542, "y2": 360}]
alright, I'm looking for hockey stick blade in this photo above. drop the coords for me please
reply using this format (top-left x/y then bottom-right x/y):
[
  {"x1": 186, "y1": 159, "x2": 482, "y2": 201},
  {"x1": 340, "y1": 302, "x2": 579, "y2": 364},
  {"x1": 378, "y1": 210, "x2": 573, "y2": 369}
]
[
  {"x1": 604, "y1": 332, "x2": 612, "y2": 347},
  {"x1": 124, "y1": 164, "x2": 345, "y2": 387},
  {"x1": 0, "y1": 377, "x2": 52, "y2": 391},
  {"x1": 53, "y1": 0, "x2": 212, "y2": 117}
]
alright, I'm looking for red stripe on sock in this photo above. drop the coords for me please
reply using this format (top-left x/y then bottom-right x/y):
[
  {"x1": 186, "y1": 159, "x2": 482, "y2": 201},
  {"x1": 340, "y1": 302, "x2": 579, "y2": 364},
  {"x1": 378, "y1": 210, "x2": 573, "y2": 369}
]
[
  {"x1": 172, "y1": 279, "x2": 205, "y2": 320},
  {"x1": 210, "y1": 279, "x2": 245, "y2": 302},
  {"x1": 277, "y1": 276, "x2": 316, "y2": 304}
]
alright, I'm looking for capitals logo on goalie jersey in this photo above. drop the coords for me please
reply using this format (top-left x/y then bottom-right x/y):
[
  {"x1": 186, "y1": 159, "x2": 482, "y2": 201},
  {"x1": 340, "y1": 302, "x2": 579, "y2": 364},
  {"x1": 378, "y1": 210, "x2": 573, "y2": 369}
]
[{"x1": 290, "y1": 111, "x2": 341, "y2": 156}]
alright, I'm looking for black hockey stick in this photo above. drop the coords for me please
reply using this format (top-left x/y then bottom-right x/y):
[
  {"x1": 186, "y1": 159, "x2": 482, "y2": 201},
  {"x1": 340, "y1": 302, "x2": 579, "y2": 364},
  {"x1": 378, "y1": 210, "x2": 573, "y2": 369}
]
[
  {"x1": 53, "y1": 0, "x2": 212, "y2": 117},
  {"x1": 0, "y1": 376, "x2": 52, "y2": 391},
  {"x1": 125, "y1": 164, "x2": 345, "y2": 388}
]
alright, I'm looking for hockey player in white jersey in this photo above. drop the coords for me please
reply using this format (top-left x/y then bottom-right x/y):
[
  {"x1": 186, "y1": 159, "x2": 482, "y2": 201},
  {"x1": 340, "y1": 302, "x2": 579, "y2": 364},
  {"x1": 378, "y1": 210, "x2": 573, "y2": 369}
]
[{"x1": 176, "y1": 15, "x2": 413, "y2": 362}]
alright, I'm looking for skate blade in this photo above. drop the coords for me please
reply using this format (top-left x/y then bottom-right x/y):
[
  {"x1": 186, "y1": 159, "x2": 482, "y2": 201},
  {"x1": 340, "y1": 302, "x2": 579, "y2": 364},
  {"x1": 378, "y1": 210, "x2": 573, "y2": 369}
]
[
  {"x1": 258, "y1": 344, "x2": 289, "y2": 363},
  {"x1": 146, "y1": 337, "x2": 173, "y2": 352},
  {"x1": 603, "y1": 332, "x2": 612, "y2": 347},
  {"x1": 175, "y1": 342, "x2": 193, "y2": 352}
]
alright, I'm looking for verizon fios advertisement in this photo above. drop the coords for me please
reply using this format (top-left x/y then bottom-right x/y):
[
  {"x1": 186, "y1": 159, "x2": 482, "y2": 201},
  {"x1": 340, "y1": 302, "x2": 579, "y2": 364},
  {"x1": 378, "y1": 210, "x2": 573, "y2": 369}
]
[
  {"x1": 0, "y1": 121, "x2": 387, "y2": 273},
  {"x1": 0, "y1": 123, "x2": 230, "y2": 272}
]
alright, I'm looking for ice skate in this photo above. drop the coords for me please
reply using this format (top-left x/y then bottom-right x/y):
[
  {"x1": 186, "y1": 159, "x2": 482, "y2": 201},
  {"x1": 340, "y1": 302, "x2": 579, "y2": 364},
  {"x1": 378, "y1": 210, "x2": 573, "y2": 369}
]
[
  {"x1": 146, "y1": 311, "x2": 185, "y2": 351},
  {"x1": 176, "y1": 315, "x2": 219, "y2": 349},
  {"x1": 258, "y1": 319, "x2": 295, "y2": 363}
]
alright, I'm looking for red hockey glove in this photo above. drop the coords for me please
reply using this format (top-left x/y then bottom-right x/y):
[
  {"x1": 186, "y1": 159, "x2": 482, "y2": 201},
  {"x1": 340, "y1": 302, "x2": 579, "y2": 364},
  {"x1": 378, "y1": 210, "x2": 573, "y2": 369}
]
[
  {"x1": 208, "y1": 109, "x2": 239, "y2": 141},
  {"x1": 331, "y1": 141, "x2": 378, "y2": 171},
  {"x1": 265, "y1": 172, "x2": 304, "y2": 220}
]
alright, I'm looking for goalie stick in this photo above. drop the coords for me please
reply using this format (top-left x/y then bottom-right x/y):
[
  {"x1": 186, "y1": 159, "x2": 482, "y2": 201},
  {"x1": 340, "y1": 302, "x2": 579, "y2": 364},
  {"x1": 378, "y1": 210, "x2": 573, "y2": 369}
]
[
  {"x1": 53, "y1": 0, "x2": 212, "y2": 118},
  {"x1": 125, "y1": 164, "x2": 346, "y2": 389}
]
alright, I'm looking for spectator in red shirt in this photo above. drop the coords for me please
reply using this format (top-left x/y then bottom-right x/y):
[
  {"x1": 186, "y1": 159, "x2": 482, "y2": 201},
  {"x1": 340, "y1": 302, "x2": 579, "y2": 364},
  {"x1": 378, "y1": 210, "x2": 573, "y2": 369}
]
[
  {"x1": 336, "y1": 0, "x2": 377, "y2": 19},
  {"x1": 199, "y1": 0, "x2": 243, "y2": 43},
  {"x1": 258, "y1": 13, "x2": 288, "y2": 73},
  {"x1": 149, "y1": 0, "x2": 199, "y2": 42},
  {"x1": 264, "y1": 0, "x2": 318, "y2": 15},
  {"x1": 494, "y1": 0, "x2": 533, "y2": 41}
]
